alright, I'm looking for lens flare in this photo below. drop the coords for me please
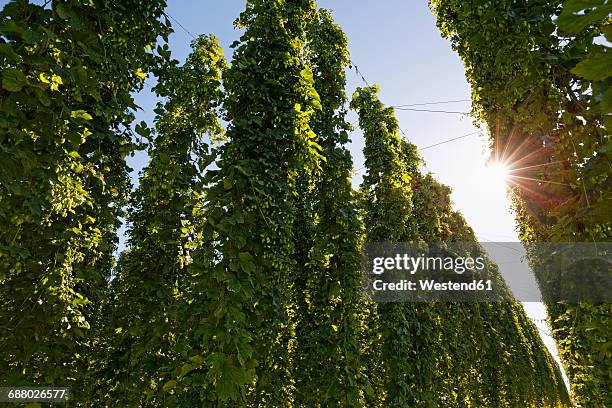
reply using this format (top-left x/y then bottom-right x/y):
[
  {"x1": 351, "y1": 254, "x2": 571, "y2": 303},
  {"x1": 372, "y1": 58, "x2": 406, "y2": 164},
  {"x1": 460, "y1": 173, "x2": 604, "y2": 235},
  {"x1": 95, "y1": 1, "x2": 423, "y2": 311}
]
[
  {"x1": 482, "y1": 161, "x2": 512, "y2": 193},
  {"x1": 487, "y1": 161, "x2": 510, "y2": 183}
]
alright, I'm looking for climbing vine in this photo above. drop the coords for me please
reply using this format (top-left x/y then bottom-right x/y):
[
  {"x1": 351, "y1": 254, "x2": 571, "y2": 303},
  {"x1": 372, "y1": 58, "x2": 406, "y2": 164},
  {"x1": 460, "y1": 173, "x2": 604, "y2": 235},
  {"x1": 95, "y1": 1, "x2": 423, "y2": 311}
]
[
  {"x1": 176, "y1": 0, "x2": 322, "y2": 404},
  {"x1": 0, "y1": 0, "x2": 170, "y2": 396},
  {"x1": 353, "y1": 85, "x2": 569, "y2": 407},
  {"x1": 351, "y1": 85, "x2": 435, "y2": 407},
  {"x1": 431, "y1": 0, "x2": 611, "y2": 404},
  {"x1": 106, "y1": 34, "x2": 226, "y2": 406},
  {"x1": 291, "y1": 9, "x2": 364, "y2": 406}
]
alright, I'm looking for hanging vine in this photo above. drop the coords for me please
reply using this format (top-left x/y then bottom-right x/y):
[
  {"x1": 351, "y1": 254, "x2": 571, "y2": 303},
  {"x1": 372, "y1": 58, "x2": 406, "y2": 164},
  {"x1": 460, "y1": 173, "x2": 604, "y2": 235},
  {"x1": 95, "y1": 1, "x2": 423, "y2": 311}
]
[
  {"x1": 352, "y1": 85, "x2": 569, "y2": 407},
  {"x1": 430, "y1": 0, "x2": 611, "y2": 404},
  {"x1": 106, "y1": 34, "x2": 226, "y2": 406},
  {"x1": 0, "y1": 0, "x2": 170, "y2": 396},
  {"x1": 176, "y1": 0, "x2": 322, "y2": 404},
  {"x1": 291, "y1": 9, "x2": 365, "y2": 406},
  {"x1": 351, "y1": 86, "x2": 440, "y2": 407}
]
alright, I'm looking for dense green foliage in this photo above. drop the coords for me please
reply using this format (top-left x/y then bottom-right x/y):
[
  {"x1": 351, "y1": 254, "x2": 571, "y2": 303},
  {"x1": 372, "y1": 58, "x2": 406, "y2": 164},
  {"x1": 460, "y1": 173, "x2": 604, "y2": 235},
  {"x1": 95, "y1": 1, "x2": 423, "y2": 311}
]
[
  {"x1": 352, "y1": 86, "x2": 569, "y2": 407},
  {"x1": 0, "y1": 0, "x2": 593, "y2": 406},
  {"x1": 174, "y1": 0, "x2": 322, "y2": 404},
  {"x1": 106, "y1": 34, "x2": 226, "y2": 406},
  {"x1": 431, "y1": 0, "x2": 611, "y2": 405},
  {"x1": 352, "y1": 86, "x2": 437, "y2": 407},
  {"x1": 291, "y1": 9, "x2": 364, "y2": 406},
  {"x1": 0, "y1": 0, "x2": 170, "y2": 395}
]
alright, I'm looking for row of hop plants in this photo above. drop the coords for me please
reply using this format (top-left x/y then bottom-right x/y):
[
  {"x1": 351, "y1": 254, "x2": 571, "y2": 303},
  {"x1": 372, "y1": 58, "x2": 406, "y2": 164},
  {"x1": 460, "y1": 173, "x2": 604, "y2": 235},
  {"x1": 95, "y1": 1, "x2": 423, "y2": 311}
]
[
  {"x1": 431, "y1": 0, "x2": 611, "y2": 405},
  {"x1": 1, "y1": 0, "x2": 574, "y2": 406}
]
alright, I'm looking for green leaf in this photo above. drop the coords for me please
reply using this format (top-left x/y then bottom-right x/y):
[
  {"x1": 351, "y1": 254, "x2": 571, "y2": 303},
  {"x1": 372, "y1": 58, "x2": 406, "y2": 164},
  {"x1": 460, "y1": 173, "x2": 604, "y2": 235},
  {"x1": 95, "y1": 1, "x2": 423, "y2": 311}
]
[
  {"x1": 188, "y1": 354, "x2": 205, "y2": 366},
  {"x1": 55, "y1": 3, "x2": 70, "y2": 20},
  {"x1": 2, "y1": 68, "x2": 27, "y2": 92},
  {"x1": 71, "y1": 110, "x2": 93, "y2": 121},
  {"x1": 556, "y1": 0, "x2": 612, "y2": 34},
  {"x1": 227, "y1": 276, "x2": 242, "y2": 292},
  {"x1": 0, "y1": 43, "x2": 20, "y2": 62},
  {"x1": 178, "y1": 363, "x2": 195, "y2": 379},
  {"x1": 213, "y1": 361, "x2": 251, "y2": 401},
  {"x1": 135, "y1": 120, "x2": 151, "y2": 138},
  {"x1": 162, "y1": 379, "x2": 177, "y2": 391},
  {"x1": 25, "y1": 198, "x2": 42, "y2": 220},
  {"x1": 571, "y1": 49, "x2": 612, "y2": 81},
  {"x1": 238, "y1": 252, "x2": 256, "y2": 273}
]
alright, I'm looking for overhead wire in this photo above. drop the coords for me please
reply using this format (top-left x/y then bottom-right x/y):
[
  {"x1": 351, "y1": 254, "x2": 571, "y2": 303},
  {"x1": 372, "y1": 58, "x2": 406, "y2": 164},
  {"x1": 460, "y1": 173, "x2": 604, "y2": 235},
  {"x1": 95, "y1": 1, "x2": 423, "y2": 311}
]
[
  {"x1": 348, "y1": 65, "x2": 481, "y2": 175},
  {"x1": 393, "y1": 107, "x2": 470, "y2": 115},
  {"x1": 351, "y1": 130, "x2": 481, "y2": 174},
  {"x1": 420, "y1": 131, "x2": 481, "y2": 150},
  {"x1": 157, "y1": 16, "x2": 471, "y2": 114},
  {"x1": 393, "y1": 99, "x2": 470, "y2": 107},
  {"x1": 164, "y1": 11, "x2": 470, "y2": 113},
  {"x1": 353, "y1": 64, "x2": 370, "y2": 86},
  {"x1": 158, "y1": 13, "x2": 482, "y2": 176},
  {"x1": 164, "y1": 11, "x2": 197, "y2": 39}
]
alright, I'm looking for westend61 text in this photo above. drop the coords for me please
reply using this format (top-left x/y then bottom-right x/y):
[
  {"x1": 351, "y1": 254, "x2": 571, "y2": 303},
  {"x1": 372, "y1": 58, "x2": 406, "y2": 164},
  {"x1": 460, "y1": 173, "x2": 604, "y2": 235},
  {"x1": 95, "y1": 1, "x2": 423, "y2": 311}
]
[{"x1": 372, "y1": 279, "x2": 493, "y2": 292}]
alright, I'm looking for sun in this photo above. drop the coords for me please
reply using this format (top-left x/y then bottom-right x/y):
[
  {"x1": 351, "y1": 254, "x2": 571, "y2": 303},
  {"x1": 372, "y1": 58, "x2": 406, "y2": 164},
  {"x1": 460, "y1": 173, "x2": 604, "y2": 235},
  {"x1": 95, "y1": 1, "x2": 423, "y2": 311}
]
[
  {"x1": 483, "y1": 160, "x2": 512, "y2": 191},
  {"x1": 487, "y1": 161, "x2": 510, "y2": 183}
]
